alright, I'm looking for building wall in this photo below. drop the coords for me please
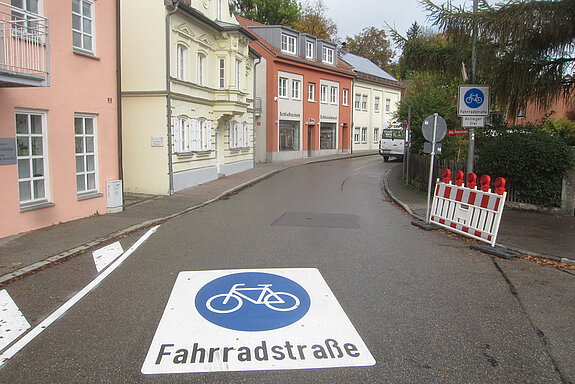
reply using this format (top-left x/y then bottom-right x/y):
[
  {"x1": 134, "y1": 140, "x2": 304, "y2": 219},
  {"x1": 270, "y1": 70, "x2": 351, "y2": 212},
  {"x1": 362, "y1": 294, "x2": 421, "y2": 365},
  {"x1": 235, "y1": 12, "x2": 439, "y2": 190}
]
[
  {"x1": 258, "y1": 57, "x2": 353, "y2": 162},
  {"x1": 121, "y1": 1, "x2": 256, "y2": 194},
  {"x1": 352, "y1": 79, "x2": 401, "y2": 152},
  {"x1": 0, "y1": 0, "x2": 119, "y2": 238}
]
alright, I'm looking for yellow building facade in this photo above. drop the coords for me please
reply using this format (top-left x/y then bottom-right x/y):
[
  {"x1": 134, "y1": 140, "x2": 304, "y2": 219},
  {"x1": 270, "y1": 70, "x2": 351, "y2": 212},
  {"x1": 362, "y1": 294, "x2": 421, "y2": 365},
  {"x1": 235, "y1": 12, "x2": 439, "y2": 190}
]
[{"x1": 121, "y1": 0, "x2": 258, "y2": 194}]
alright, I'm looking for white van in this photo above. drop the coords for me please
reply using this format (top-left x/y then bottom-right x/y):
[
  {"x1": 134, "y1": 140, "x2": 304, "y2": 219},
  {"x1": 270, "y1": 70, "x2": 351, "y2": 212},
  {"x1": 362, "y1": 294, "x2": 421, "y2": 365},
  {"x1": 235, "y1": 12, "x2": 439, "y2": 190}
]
[{"x1": 379, "y1": 122, "x2": 406, "y2": 162}]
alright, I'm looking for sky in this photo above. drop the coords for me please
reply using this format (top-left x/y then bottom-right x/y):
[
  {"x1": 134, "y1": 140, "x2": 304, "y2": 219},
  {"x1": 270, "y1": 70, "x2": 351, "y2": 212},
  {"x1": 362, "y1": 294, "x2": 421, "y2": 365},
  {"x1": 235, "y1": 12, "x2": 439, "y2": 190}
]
[{"x1": 320, "y1": 0, "x2": 469, "y2": 56}]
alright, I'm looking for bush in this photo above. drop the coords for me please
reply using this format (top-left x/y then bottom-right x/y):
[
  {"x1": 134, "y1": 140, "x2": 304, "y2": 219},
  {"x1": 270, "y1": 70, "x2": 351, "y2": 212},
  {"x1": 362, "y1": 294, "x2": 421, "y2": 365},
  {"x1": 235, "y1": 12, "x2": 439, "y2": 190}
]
[
  {"x1": 541, "y1": 118, "x2": 575, "y2": 146},
  {"x1": 476, "y1": 130, "x2": 574, "y2": 207}
]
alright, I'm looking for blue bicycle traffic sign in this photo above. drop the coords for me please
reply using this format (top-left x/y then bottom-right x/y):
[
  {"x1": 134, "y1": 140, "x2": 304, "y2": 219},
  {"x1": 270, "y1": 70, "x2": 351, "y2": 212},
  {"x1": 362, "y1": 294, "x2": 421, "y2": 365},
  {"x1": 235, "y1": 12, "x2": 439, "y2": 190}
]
[
  {"x1": 195, "y1": 272, "x2": 311, "y2": 331},
  {"x1": 458, "y1": 85, "x2": 489, "y2": 116}
]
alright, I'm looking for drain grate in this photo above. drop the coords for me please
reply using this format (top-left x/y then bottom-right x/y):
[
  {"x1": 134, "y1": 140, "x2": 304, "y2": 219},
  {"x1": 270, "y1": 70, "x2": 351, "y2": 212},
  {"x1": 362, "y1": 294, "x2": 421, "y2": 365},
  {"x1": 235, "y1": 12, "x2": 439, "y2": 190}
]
[{"x1": 271, "y1": 212, "x2": 360, "y2": 229}]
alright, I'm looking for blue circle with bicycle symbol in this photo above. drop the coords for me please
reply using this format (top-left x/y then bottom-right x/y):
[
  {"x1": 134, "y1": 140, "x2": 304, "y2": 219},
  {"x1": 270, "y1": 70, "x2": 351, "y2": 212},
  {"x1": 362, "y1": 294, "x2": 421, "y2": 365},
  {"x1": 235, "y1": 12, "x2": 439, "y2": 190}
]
[
  {"x1": 195, "y1": 272, "x2": 311, "y2": 331},
  {"x1": 464, "y1": 88, "x2": 484, "y2": 109}
]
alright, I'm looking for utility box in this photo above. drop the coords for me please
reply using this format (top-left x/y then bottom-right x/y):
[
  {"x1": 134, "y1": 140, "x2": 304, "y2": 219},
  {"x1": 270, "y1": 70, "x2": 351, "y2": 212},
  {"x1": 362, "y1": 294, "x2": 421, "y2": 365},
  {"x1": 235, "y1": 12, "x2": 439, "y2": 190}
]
[{"x1": 106, "y1": 180, "x2": 123, "y2": 213}]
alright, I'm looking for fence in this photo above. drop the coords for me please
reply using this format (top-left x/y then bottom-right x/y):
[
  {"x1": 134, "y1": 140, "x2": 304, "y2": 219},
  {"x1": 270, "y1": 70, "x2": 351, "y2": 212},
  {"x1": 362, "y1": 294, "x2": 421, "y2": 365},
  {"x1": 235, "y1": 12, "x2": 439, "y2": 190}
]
[{"x1": 406, "y1": 152, "x2": 564, "y2": 208}]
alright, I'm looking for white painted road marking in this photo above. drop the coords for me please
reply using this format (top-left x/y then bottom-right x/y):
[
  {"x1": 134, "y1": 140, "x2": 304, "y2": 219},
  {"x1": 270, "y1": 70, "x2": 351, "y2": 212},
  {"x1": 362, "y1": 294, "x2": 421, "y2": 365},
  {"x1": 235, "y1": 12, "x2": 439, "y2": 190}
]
[
  {"x1": 0, "y1": 225, "x2": 160, "y2": 367},
  {"x1": 0, "y1": 290, "x2": 30, "y2": 352},
  {"x1": 142, "y1": 268, "x2": 375, "y2": 374},
  {"x1": 92, "y1": 241, "x2": 124, "y2": 273}
]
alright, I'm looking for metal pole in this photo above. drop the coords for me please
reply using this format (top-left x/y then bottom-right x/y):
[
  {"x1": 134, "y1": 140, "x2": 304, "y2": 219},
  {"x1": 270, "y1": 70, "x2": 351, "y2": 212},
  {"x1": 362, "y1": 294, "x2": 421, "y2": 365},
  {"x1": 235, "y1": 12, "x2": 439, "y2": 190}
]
[
  {"x1": 426, "y1": 113, "x2": 438, "y2": 224},
  {"x1": 467, "y1": 0, "x2": 478, "y2": 175},
  {"x1": 405, "y1": 104, "x2": 412, "y2": 184}
]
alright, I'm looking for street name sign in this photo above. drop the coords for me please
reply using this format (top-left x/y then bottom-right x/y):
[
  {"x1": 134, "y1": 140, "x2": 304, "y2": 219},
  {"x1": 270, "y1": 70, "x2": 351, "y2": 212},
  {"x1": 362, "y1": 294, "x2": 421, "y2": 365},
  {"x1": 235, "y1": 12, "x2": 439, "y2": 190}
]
[
  {"x1": 142, "y1": 268, "x2": 375, "y2": 374},
  {"x1": 458, "y1": 85, "x2": 490, "y2": 117},
  {"x1": 447, "y1": 128, "x2": 470, "y2": 136}
]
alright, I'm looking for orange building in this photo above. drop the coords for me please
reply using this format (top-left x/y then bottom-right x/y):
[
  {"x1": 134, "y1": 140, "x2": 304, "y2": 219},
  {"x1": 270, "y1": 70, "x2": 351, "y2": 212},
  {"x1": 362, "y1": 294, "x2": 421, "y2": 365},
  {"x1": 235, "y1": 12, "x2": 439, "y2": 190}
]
[
  {"x1": 237, "y1": 17, "x2": 355, "y2": 163},
  {"x1": 0, "y1": 1, "x2": 119, "y2": 237}
]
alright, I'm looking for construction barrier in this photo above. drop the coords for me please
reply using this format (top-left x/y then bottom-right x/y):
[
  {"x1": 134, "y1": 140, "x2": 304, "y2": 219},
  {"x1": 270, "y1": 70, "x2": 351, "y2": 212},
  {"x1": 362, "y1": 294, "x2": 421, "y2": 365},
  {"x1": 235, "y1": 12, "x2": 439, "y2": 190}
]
[{"x1": 430, "y1": 169, "x2": 507, "y2": 247}]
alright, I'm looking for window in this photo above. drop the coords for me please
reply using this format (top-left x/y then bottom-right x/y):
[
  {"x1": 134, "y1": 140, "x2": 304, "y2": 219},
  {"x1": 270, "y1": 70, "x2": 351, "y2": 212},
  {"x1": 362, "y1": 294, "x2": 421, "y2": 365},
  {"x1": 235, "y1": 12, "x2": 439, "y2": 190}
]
[
  {"x1": 292, "y1": 79, "x2": 301, "y2": 100},
  {"x1": 353, "y1": 127, "x2": 360, "y2": 144},
  {"x1": 374, "y1": 97, "x2": 380, "y2": 113},
  {"x1": 11, "y1": 0, "x2": 41, "y2": 37},
  {"x1": 72, "y1": 0, "x2": 94, "y2": 53},
  {"x1": 16, "y1": 111, "x2": 49, "y2": 205},
  {"x1": 320, "y1": 84, "x2": 328, "y2": 103},
  {"x1": 329, "y1": 86, "x2": 337, "y2": 104},
  {"x1": 306, "y1": 41, "x2": 314, "y2": 59},
  {"x1": 218, "y1": 58, "x2": 225, "y2": 89},
  {"x1": 322, "y1": 46, "x2": 334, "y2": 64},
  {"x1": 320, "y1": 123, "x2": 336, "y2": 149},
  {"x1": 197, "y1": 53, "x2": 205, "y2": 86},
  {"x1": 342, "y1": 89, "x2": 349, "y2": 106},
  {"x1": 230, "y1": 121, "x2": 251, "y2": 149},
  {"x1": 385, "y1": 98, "x2": 391, "y2": 113},
  {"x1": 308, "y1": 83, "x2": 315, "y2": 102},
  {"x1": 354, "y1": 94, "x2": 361, "y2": 110},
  {"x1": 278, "y1": 77, "x2": 288, "y2": 98},
  {"x1": 361, "y1": 127, "x2": 367, "y2": 143},
  {"x1": 177, "y1": 44, "x2": 186, "y2": 80},
  {"x1": 75, "y1": 115, "x2": 98, "y2": 196},
  {"x1": 174, "y1": 118, "x2": 212, "y2": 153},
  {"x1": 235, "y1": 59, "x2": 241, "y2": 90},
  {"x1": 281, "y1": 33, "x2": 296, "y2": 54},
  {"x1": 373, "y1": 128, "x2": 379, "y2": 143},
  {"x1": 361, "y1": 95, "x2": 368, "y2": 111}
]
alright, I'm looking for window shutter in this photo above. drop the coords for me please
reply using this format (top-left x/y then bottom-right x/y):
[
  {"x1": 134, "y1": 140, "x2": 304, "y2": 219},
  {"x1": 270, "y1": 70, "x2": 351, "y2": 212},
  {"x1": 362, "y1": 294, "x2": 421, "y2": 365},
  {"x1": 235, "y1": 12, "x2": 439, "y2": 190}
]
[
  {"x1": 205, "y1": 120, "x2": 213, "y2": 150},
  {"x1": 237, "y1": 123, "x2": 244, "y2": 148},
  {"x1": 190, "y1": 119, "x2": 200, "y2": 151},
  {"x1": 173, "y1": 118, "x2": 181, "y2": 152},
  {"x1": 246, "y1": 124, "x2": 252, "y2": 148},
  {"x1": 229, "y1": 121, "x2": 235, "y2": 149}
]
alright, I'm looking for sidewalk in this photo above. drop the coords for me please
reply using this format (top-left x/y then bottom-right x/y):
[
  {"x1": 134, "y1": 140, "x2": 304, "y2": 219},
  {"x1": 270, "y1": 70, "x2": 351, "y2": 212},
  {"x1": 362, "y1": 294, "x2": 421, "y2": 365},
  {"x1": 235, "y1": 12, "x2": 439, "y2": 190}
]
[
  {"x1": 1, "y1": 154, "x2": 573, "y2": 285},
  {"x1": 384, "y1": 163, "x2": 575, "y2": 264},
  {"x1": 0, "y1": 153, "x2": 374, "y2": 284}
]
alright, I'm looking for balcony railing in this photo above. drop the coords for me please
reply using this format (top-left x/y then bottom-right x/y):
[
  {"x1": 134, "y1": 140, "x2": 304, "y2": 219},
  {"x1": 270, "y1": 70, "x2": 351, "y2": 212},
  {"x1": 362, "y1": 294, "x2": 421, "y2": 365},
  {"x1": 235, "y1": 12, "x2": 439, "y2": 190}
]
[{"x1": 0, "y1": 2, "x2": 49, "y2": 87}]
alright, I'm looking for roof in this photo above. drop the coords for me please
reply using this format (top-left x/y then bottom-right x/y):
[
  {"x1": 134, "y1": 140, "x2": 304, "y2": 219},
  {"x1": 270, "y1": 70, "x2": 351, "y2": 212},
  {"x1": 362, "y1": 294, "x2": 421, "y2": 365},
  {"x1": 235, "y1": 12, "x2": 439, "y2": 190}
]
[
  {"x1": 340, "y1": 52, "x2": 397, "y2": 83},
  {"x1": 236, "y1": 15, "x2": 355, "y2": 76}
]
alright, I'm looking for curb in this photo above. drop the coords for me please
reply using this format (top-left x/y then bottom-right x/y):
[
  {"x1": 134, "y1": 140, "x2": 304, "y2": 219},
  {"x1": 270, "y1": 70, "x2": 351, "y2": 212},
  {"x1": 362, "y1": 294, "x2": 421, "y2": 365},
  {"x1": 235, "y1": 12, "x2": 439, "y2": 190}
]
[
  {"x1": 381, "y1": 167, "x2": 575, "y2": 265},
  {"x1": 0, "y1": 153, "x2": 377, "y2": 286}
]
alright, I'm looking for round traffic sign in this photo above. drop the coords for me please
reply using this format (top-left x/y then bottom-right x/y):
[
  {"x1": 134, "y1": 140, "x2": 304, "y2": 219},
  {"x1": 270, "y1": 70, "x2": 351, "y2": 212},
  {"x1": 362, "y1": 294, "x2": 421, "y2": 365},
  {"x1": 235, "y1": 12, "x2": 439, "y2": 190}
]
[
  {"x1": 195, "y1": 272, "x2": 311, "y2": 331},
  {"x1": 421, "y1": 114, "x2": 447, "y2": 142}
]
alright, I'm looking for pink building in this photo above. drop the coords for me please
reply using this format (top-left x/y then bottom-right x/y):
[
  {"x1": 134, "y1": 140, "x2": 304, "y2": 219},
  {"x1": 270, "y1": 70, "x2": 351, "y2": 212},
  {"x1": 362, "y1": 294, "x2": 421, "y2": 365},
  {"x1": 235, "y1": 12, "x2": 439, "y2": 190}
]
[{"x1": 0, "y1": 1, "x2": 119, "y2": 238}]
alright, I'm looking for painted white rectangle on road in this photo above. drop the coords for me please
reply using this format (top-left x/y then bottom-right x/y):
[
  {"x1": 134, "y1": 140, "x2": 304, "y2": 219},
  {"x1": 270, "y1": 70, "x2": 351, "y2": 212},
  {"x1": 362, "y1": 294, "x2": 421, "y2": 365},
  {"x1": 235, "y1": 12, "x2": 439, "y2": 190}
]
[
  {"x1": 142, "y1": 268, "x2": 375, "y2": 374},
  {"x1": 0, "y1": 290, "x2": 30, "y2": 351},
  {"x1": 92, "y1": 241, "x2": 124, "y2": 273}
]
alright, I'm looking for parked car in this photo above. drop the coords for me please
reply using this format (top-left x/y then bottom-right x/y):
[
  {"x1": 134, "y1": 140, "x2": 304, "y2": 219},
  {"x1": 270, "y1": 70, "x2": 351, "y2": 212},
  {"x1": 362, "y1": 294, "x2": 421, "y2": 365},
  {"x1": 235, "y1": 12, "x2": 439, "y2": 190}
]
[{"x1": 379, "y1": 122, "x2": 406, "y2": 162}]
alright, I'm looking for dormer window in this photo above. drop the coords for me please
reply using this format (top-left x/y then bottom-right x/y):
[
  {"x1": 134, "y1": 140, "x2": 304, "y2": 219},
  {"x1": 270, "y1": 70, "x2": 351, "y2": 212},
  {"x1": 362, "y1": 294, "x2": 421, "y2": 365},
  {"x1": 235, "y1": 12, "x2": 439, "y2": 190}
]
[
  {"x1": 306, "y1": 40, "x2": 314, "y2": 60},
  {"x1": 322, "y1": 46, "x2": 334, "y2": 65},
  {"x1": 281, "y1": 33, "x2": 296, "y2": 55}
]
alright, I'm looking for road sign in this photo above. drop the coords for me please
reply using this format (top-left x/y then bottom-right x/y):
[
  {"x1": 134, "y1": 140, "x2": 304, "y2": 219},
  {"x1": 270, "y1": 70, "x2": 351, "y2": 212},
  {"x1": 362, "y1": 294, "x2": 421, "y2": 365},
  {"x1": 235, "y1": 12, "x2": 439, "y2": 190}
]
[
  {"x1": 458, "y1": 85, "x2": 490, "y2": 116},
  {"x1": 423, "y1": 142, "x2": 442, "y2": 154},
  {"x1": 422, "y1": 115, "x2": 447, "y2": 142},
  {"x1": 447, "y1": 128, "x2": 469, "y2": 136},
  {"x1": 142, "y1": 268, "x2": 375, "y2": 374},
  {"x1": 462, "y1": 116, "x2": 485, "y2": 127}
]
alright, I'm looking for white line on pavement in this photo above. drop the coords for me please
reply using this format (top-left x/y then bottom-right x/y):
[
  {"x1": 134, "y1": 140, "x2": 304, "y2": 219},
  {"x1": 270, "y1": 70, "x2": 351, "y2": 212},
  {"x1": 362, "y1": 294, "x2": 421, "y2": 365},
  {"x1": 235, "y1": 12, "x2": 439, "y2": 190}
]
[{"x1": 0, "y1": 225, "x2": 160, "y2": 368}]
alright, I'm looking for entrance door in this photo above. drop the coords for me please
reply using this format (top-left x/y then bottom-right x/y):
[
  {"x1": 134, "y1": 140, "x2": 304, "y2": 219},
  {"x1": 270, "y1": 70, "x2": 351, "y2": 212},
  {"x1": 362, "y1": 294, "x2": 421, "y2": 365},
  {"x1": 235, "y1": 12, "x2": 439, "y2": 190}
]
[{"x1": 307, "y1": 125, "x2": 314, "y2": 157}]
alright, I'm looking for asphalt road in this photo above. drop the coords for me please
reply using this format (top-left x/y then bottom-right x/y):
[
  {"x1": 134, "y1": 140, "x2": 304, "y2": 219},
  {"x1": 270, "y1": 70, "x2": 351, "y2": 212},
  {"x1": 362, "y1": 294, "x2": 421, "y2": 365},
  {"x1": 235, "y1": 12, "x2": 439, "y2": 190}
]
[{"x1": 0, "y1": 156, "x2": 573, "y2": 383}]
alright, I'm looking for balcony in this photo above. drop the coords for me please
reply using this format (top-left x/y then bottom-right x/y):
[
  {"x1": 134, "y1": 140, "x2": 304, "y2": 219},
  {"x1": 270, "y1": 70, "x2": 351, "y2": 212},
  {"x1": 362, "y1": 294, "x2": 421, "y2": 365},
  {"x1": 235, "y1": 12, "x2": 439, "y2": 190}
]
[{"x1": 0, "y1": 2, "x2": 49, "y2": 87}]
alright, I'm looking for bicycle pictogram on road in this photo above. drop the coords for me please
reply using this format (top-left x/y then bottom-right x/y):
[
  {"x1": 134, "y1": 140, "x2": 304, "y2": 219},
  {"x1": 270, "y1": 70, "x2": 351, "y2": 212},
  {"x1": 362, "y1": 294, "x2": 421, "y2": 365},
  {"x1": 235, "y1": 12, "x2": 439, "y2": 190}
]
[{"x1": 206, "y1": 283, "x2": 301, "y2": 313}]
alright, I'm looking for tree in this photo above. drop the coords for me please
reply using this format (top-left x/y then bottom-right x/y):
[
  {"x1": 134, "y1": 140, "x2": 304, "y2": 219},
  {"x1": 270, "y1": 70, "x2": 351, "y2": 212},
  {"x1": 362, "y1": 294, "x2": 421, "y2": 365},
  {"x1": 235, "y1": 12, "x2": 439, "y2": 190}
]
[
  {"x1": 344, "y1": 27, "x2": 394, "y2": 71},
  {"x1": 230, "y1": 0, "x2": 301, "y2": 27},
  {"x1": 422, "y1": 0, "x2": 575, "y2": 115},
  {"x1": 293, "y1": 0, "x2": 338, "y2": 42}
]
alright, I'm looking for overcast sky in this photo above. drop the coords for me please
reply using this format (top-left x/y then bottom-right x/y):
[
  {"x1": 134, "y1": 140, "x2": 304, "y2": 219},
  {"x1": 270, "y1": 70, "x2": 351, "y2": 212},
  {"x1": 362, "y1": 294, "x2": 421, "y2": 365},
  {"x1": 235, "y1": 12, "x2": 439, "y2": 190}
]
[{"x1": 320, "y1": 0, "x2": 470, "y2": 55}]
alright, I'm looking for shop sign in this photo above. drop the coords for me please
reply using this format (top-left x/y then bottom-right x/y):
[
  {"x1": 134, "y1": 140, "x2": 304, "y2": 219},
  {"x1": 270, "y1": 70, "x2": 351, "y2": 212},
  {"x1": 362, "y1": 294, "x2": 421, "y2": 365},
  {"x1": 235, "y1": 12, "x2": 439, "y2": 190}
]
[{"x1": 142, "y1": 268, "x2": 375, "y2": 374}]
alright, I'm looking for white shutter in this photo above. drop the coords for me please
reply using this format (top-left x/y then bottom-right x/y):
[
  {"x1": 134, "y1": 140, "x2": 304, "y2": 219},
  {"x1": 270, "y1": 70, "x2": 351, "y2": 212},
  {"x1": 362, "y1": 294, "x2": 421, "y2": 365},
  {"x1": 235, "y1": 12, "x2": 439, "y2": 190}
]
[
  {"x1": 173, "y1": 118, "x2": 181, "y2": 153},
  {"x1": 190, "y1": 119, "x2": 200, "y2": 151},
  {"x1": 229, "y1": 121, "x2": 235, "y2": 149},
  {"x1": 237, "y1": 123, "x2": 244, "y2": 148},
  {"x1": 246, "y1": 124, "x2": 252, "y2": 148},
  {"x1": 205, "y1": 120, "x2": 213, "y2": 150}
]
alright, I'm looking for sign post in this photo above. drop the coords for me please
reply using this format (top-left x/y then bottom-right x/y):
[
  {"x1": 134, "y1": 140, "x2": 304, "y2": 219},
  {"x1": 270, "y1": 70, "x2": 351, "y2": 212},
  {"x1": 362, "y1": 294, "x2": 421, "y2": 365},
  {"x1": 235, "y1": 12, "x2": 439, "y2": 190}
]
[
  {"x1": 421, "y1": 114, "x2": 447, "y2": 225},
  {"x1": 458, "y1": 85, "x2": 489, "y2": 174}
]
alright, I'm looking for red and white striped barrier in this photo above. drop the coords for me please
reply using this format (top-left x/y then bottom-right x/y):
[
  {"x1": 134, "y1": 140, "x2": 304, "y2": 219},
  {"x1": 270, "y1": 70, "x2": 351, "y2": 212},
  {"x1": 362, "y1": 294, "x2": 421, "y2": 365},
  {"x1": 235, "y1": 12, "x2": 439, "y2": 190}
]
[{"x1": 430, "y1": 169, "x2": 507, "y2": 247}]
